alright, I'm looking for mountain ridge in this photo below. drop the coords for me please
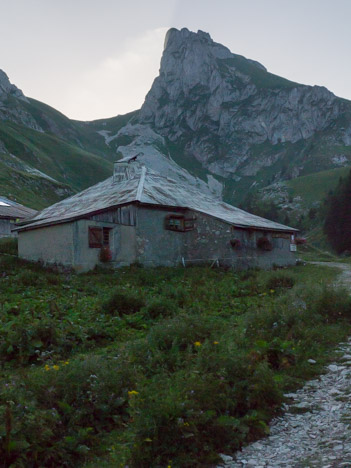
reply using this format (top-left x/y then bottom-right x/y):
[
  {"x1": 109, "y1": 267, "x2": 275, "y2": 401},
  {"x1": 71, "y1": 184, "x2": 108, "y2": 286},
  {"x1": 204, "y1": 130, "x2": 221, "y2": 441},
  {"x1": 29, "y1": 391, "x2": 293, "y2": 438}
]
[{"x1": 1, "y1": 27, "x2": 351, "y2": 221}]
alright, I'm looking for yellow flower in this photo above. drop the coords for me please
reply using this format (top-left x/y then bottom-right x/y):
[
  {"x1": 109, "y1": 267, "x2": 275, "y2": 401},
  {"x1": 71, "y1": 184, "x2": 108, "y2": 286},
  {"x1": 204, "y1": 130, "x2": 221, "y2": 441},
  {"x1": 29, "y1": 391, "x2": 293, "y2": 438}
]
[
  {"x1": 44, "y1": 364, "x2": 51, "y2": 371},
  {"x1": 128, "y1": 390, "x2": 139, "y2": 397},
  {"x1": 194, "y1": 341, "x2": 201, "y2": 347},
  {"x1": 183, "y1": 422, "x2": 190, "y2": 426},
  {"x1": 144, "y1": 438, "x2": 152, "y2": 442},
  {"x1": 262, "y1": 292, "x2": 267, "y2": 296},
  {"x1": 64, "y1": 361, "x2": 69, "y2": 365},
  {"x1": 270, "y1": 289, "x2": 275, "y2": 294},
  {"x1": 53, "y1": 365, "x2": 60, "y2": 371},
  {"x1": 213, "y1": 341, "x2": 219, "y2": 345}
]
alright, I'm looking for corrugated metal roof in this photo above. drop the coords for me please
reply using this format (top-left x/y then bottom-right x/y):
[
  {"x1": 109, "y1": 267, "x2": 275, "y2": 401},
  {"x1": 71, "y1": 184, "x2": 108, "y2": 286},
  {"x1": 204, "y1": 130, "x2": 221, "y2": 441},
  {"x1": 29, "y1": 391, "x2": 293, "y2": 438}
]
[
  {"x1": 17, "y1": 165, "x2": 298, "y2": 232},
  {"x1": 0, "y1": 197, "x2": 37, "y2": 219}
]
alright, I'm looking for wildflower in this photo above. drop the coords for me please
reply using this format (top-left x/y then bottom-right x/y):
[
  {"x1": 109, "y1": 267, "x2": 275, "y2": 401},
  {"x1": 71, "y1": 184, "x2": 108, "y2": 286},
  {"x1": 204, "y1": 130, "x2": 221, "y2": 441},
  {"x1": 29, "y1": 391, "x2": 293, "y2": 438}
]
[
  {"x1": 183, "y1": 422, "x2": 190, "y2": 427},
  {"x1": 213, "y1": 341, "x2": 219, "y2": 345},
  {"x1": 194, "y1": 341, "x2": 201, "y2": 347},
  {"x1": 262, "y1": 292, "x2": 267, "y2": 296},
  {"x1": 270, "y1": 289, "x2": 275, "y2": 294},
  {"x1": 128, "y1": 390, "x2": 139, "y2": 397},
  {"x1": 53, "y1": 365, "x2": 60, "y2": 371},
  {"x1": 64, "y1": 361, "x2": 69, "y2": 365},
  {"x1": 44, "y1": 364, "x2": 51, "y2": 371}
]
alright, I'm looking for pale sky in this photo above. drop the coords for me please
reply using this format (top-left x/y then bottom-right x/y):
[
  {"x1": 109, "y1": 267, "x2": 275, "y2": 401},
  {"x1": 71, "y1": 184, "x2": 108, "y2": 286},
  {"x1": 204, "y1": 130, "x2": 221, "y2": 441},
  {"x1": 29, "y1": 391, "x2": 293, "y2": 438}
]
[{"x1": 2, "y1": 0, "x2": 351, "y2": 121}]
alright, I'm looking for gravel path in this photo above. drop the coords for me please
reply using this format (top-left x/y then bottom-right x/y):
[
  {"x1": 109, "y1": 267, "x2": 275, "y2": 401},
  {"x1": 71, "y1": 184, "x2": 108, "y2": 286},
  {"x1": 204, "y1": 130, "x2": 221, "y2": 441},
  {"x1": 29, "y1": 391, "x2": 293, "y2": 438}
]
[{"x1": 218, "y1": 262, "x2": 351, "y2": 468}]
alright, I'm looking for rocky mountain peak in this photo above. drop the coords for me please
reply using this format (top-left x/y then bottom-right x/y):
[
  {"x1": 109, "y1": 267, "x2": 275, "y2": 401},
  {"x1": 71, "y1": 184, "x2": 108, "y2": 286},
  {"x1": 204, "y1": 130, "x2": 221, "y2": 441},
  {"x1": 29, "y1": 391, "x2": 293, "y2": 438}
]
[
  {"x1": 135, "y1": 28, "x2": 345, "y2": 182},
  {"x1": 0, "y1": 69, "x2": 28, "y2": 102}
]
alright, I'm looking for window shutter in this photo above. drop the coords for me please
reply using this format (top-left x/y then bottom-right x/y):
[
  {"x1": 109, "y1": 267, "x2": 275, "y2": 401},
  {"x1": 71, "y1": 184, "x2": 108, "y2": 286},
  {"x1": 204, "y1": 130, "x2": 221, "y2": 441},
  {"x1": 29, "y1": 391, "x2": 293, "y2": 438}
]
[{"x1": 89, "y1": 227, "x2": 103, "y2": 248}]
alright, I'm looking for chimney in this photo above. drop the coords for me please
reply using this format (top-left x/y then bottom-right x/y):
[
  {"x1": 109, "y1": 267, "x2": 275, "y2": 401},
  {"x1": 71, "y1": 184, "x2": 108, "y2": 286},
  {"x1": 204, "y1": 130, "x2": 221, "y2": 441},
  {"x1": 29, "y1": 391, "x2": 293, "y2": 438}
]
[{"x1": 113, "y1": 154, "x2": 141, "y2": 182}]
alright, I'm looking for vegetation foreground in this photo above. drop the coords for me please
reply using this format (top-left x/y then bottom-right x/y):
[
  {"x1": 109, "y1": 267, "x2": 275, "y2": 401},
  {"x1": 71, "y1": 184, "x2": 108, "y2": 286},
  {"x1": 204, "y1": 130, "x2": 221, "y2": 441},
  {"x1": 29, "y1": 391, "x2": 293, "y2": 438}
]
[{"x1": 0, "y1": 240, "x2": 350, "y2": 467}]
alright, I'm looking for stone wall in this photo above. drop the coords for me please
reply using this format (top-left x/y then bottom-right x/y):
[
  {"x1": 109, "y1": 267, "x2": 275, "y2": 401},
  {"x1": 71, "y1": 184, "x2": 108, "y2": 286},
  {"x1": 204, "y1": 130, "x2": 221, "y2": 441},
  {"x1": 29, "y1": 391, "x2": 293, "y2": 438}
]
[
  {"x1": 18, "y1": 204, "x2": 296, "y2": 271},
  {"x1": 0, "y1": 219, "x2": 15, "y2": 238},
  {"x1": 135, "y1": 206, "x2": 296, "y2": 269},
  {"x1": 73, "y1": 219, "x2": 136, "y2": 271},
  {"x1": 18, "y1": 223, "x2": 74, "y2": 266}
]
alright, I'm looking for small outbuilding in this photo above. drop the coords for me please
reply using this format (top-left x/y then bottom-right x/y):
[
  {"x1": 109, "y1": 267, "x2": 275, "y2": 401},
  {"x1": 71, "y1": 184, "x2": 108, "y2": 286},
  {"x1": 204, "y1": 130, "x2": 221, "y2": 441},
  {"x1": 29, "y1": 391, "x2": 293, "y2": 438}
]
[
  {"x1": 17, "y1": 159, "x2": 298, "y2": 271},
  {"x1": 0, "y1": 197, "x2": 37, "y2": 238}
]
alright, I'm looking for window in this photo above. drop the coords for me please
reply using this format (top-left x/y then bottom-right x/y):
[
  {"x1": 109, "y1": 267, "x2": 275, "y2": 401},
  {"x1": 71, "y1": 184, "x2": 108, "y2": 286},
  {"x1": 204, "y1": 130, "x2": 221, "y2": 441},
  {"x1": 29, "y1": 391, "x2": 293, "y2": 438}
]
[
  {"x1": 165, "y1": 215, "x2": 195, "y2": 232},
  {"x1": 89, "y1": 226, "x2": 111, "y2": 248}
]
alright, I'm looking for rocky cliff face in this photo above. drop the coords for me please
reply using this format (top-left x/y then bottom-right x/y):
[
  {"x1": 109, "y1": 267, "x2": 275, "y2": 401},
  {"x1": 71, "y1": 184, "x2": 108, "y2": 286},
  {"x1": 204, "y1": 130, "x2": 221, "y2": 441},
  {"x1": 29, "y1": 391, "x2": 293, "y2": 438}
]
[
  {"x1": 109, "y1": 28, "x2": 351, "y2": 205},
  {"x1": 0, "y1": 69, "x2": 43, "y2": 131},
  {"x1": 2, "y1": 28, "x2": 351, "y2": 215}
]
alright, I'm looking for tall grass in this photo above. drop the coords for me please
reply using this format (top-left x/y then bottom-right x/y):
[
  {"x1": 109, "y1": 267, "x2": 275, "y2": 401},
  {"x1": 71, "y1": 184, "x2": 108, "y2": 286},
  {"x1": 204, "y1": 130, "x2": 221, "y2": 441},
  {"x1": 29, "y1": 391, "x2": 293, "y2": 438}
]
[{"x1": 0, "y1": 259, "x2": 350, "y2": 467}]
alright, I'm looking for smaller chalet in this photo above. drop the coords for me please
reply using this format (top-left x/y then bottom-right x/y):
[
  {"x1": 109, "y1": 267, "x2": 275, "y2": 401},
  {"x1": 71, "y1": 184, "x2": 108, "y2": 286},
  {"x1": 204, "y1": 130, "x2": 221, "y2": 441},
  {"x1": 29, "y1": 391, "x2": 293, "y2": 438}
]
[
  {"x1": 17, "y1": 159, "x2": 298, "y2": 271},
  {"x1": 0, "y1": 197, "x2": 37, "y2": 238}
]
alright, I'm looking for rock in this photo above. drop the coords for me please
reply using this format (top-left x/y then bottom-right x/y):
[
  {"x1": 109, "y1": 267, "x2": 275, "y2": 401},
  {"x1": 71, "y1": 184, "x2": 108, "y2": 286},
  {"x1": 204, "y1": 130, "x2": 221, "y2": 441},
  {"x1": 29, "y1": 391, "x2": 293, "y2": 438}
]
[
  {"x1": 217, "y1": 338, "x2": 351, "y2": 467},
  {"x1": 136, "y1": 28, "x2": 344, "y2": 182},
  {"x1": 308, "y1": 359, "x2": 317, "y2": 364},
  {"x1": 0, "y1": 69, "x2": 42, "y2": 131},
  {"x1": 327, "y1": 364, "x2": 343, "y2": 372},
  {"x1": 219, "y1": 454, "x2": 233, "y2": 462}
]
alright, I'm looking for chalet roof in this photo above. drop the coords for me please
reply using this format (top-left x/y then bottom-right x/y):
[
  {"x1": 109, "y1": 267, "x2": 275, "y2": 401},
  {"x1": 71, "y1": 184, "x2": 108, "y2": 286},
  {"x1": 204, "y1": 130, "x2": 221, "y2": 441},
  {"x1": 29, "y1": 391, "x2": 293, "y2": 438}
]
[
  {"x1": 16, "y1": 165, "x2": 298, "y2": 232},
  {"x1": 0, "y1": 197, "x2": 37, "y2": 220}
]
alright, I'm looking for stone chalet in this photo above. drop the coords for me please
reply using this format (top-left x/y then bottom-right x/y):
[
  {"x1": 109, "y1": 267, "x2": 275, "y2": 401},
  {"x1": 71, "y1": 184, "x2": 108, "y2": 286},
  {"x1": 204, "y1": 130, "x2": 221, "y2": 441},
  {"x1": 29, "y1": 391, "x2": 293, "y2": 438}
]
[
  {"x1": 16, "y1": 158, "x2": 298, "y2": 272},
  {"x1": 0, "y1": 197, "x2": 37, "y2": 238}
]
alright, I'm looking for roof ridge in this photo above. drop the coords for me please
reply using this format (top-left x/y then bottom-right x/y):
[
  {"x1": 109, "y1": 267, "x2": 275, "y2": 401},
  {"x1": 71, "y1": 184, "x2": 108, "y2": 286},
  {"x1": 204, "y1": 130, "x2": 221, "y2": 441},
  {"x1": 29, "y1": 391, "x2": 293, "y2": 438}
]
[{"x1": 136, "y1": 166, "x2": 147, "y2": 201}]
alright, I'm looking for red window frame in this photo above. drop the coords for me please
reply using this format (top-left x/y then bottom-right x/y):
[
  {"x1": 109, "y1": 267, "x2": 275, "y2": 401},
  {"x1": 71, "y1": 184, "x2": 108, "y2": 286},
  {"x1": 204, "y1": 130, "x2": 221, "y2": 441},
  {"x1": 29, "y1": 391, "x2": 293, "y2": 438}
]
[{"x1": 89, "y1": 226, "x2": 111, "y2": 248}]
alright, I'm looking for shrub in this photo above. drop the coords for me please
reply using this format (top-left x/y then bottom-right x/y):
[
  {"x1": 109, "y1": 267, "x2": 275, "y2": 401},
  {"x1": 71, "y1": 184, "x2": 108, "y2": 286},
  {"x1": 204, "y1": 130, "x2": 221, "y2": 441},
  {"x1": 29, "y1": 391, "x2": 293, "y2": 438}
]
[
  {"x1": 0, "y1": 237, "x2": 17, "y2": 255},
  {"x1": 314, "y1": 286, "x2": 351, "y2": 322},
  {"x1": 16, "y1": 270, "x2": 41, "y2": 287},
  {"x1": 0, "y1": 355, "x2": 136, "y2": 467},
  {"x1": 102, "y1": 291, "x2": 145, "y2": 316},
  {"x1": 143, "y1": 297, "x2": 178, "y2": 319},
  {"x1": 266, "y1": 274, "x2": 295, "y2": 290},
  {"x1": 46, "y1": 273, "x2": 62, "y2": 285},
  {"x1": 160, "y1": 284, "x2": 189, "y2": 307}
]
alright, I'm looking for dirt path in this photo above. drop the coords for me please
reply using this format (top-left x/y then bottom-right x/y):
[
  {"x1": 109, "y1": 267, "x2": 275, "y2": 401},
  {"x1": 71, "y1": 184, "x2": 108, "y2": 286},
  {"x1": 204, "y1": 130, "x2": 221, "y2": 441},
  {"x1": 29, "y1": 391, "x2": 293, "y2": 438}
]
[{"x1": 219, "y1": 262, "x2": 351, "y2": 468}]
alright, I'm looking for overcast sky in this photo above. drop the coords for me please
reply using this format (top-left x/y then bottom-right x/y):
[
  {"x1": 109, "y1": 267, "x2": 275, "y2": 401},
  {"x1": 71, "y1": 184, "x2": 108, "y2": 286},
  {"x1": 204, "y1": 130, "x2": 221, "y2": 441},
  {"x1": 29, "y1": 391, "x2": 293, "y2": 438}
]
[{"x1": 2, "y1": 0, "x2": 351, "y2": 121}]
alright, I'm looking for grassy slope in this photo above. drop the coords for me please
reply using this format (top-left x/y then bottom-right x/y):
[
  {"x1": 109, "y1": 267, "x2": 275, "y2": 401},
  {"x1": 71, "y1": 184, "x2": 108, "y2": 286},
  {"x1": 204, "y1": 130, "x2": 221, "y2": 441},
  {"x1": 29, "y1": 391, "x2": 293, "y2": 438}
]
[
  {"x1": 0, "y1": 154, "x2": 72, "y2": 209},
  {"x1": 1, "y1": 253, "x2": 350, "y2": 467},
  {"x1": 0, "y1": 121, "x2": 112, "y2": 192},
  {"x1": 286, "y1": 166, "x2": 351, "y2": 206}
]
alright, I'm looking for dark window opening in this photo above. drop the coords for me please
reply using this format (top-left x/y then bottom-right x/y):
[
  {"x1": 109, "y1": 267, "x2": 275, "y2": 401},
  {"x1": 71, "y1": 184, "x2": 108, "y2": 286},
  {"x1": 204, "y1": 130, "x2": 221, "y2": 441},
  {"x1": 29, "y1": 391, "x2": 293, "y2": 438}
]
[
  {"x1": 165, "y1": 215, "x2": 195, "y2": 232},
  {"x1": 89, "y1": 226, "x2": 111, "y2": 248},
  {"x1": 103, "y1": 227, "x2": 110, "y2": 245}
]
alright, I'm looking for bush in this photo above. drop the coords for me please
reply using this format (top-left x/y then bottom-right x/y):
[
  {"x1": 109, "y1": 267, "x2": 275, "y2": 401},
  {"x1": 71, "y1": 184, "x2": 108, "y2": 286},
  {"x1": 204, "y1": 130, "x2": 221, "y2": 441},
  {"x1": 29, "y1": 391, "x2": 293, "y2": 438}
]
[
  {"x1": 16, "y1": 270, "x2": 41, "y2": 287},
  {"x1": 0, "y1": 356, "x2": 136, "y2": 467},
  {"x1": 143, "y1": 298, "x2": 178, "y2": 319},
  {"x1": 314, "y1": 286, "x2": 351, "y2": 322},
  {"x1": 0, "y1": 237, "x2": 17, "y2": 255},
  {"x1": 266, "y1": 274, "x2": 295, "y2": 290},
  {"x1": 102, "y1": 291, "x2": 145, "y2": 316}
]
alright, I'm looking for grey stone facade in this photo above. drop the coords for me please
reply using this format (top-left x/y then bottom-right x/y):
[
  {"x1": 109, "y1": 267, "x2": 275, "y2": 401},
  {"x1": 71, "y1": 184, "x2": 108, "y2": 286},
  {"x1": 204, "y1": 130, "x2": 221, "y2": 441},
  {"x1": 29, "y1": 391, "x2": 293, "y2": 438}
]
[
  {"x1": 18, "y1": 204, "x2": 296, "y2": 271},
  {"x1": 0, "y1": 219, "x2": 15, "y2": 238}
]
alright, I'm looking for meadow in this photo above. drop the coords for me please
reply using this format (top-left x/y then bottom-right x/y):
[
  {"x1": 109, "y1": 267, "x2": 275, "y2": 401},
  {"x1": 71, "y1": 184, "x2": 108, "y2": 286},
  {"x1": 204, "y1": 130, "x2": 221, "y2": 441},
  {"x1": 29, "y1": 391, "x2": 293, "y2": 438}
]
[{"x1": 0, "y1": 238, "x2": 350, "y2": 467}]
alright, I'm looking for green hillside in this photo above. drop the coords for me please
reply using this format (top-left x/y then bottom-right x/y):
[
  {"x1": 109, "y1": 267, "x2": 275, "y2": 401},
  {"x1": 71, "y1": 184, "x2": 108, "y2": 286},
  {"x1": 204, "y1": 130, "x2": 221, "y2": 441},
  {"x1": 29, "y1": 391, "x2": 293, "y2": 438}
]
[
  {"x1": 0, "y1": 120, "x2": 113, "y2": 191},
  {"x1": 0, "y1": 153, "x2": 73, "y2": 209},
  {"x1": 286, "y1": 166, "x2": 351, "y2": 206}
]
